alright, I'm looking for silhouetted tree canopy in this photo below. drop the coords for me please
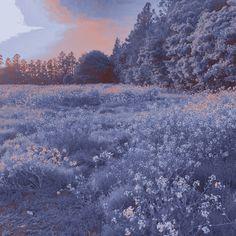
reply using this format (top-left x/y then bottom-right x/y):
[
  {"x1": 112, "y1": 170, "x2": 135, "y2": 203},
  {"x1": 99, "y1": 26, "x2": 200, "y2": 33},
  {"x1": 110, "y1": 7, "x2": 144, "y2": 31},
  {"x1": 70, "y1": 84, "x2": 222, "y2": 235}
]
[{"x1": 75, "y1": 50, "x2": 115, "y2": 84}]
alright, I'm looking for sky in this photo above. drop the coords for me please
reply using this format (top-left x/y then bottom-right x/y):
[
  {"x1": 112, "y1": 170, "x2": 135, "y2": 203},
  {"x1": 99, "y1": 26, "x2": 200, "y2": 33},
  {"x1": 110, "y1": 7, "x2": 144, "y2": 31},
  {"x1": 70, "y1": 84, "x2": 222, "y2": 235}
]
[{"x1": 0, "y1": 0, "x2": 157, "y2": 60}]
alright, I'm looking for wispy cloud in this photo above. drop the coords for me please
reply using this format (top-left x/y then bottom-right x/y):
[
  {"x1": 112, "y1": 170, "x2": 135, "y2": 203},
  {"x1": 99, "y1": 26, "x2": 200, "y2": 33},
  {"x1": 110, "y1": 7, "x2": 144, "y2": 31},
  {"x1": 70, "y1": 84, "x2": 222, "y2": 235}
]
[{"x1": 0, "y1": 0, "x2": 42, "y2": 43}]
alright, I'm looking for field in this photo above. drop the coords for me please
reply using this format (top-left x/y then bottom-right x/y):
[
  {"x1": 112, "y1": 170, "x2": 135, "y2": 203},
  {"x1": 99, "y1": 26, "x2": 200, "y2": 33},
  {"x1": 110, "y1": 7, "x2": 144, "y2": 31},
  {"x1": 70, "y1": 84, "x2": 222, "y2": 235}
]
[{"x1": 0, "y1": 85, "x2": 235, "y2": 236}]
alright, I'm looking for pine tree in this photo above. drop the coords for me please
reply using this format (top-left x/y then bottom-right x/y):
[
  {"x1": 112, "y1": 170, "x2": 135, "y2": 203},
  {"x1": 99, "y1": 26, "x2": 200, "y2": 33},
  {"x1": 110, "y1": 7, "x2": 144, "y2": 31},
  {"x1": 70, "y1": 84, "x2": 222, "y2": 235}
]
[
  {"x1": 28, "y1": 60, "x2": 37, "y2": 83},
  {"x1": 112, "y1": 2, "x2": 156, "y2": 84},
  {"x1": 0, "y1": 54, "x2": 3, "y2": 67},
  {"x1": 57, "y1": 51, "x2": 67, "y2": 79},
  {"x1": 5, "y1": 57, "x2": 12, "y2": 67},
  {"x1": 41, "y1": 61, "x2": 48, "y2": 84},
  {"x1": 67, "y1": 52, "x2": 77, "y2": 76},
  {"x1": 5, "y1": 58, "x2": 14, "y2": 83},
  {"x1": 46, "y1": 59, "x2": 54, "y2": 84},
  {"x1": 111, "y1": 38, "x2": 122, "y2": 82},
  {"x1": 12, "y1": 54, "x2": 21, "y2": 67},
  {"x1": 19, "y1": 59, "x2": 28, "y2": 83}
]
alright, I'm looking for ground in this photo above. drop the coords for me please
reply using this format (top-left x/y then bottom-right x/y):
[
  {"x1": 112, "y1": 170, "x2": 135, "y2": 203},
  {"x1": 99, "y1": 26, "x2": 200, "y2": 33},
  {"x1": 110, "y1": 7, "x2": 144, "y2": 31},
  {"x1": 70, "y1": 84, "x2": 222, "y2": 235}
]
[{"x1": 0, "y1": 85, "x2": 235, "y2": 236}]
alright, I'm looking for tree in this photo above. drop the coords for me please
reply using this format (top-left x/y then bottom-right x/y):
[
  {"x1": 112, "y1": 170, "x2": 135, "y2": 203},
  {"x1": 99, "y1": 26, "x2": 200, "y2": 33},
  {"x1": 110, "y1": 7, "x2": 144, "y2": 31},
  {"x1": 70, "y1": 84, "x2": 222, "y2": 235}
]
[
  {"x1": 0, "y1": 55, "x2": 3, "y2": 84},
  {"x1": 41, "y1": 61, "x2": 48, "y2": 84},
  {"x1": 67, "y1": 51, "x2": 77, "y2": 76},
  {"x1": 111, "y1": 38, "x2": 122, "y2": 82},
  {"x1": 46, "y1": 59, "x2": 54, "y2": 84},
  {"x1": 57, "y1": 51, "x2": 68, "y2": 80},
  {"x1": 12, "y1": 54, "x2": 21, "y2": 67},
  {"x1": 19, "y1": 59, "x2": 29, "y2": 83},
  {"x1": 189, "y1": 1, "x2": 236, "y2": 89},
  {"x1": 111, "y1": 2, "x2": 156, "y2": 84},
  {"x1": 0, "y1": 54, "x2": 3, "y2": 67},
  {"x1": 75, "y1": 50, "x2": 114, "y2": 84},
  {"x1": 5, "y1": 57, "x2": 12, "y2": 68},
  {"x1": 135, "y1": 15, "x2": 170, "y2": 86},
  {"x1": 5, "y1": 57, "x2": 14, "y2": 83},
  {"x1": 160, "y1": 0, "x2": 236, "y2": 90}
]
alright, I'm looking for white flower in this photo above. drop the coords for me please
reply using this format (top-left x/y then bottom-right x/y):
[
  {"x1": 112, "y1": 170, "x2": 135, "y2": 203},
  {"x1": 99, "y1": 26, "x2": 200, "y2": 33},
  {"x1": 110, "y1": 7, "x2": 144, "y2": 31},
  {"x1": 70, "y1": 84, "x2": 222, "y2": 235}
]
[
  {"x1": 62, "y1": 148, "x2": 67, "y2": 153},
  {"x1": 176, "y1": 192, "x2": 183, "y2": 199},
  {"x1": 125, "y1": 228, "x2": 131, "y2": 236},
  {"x1": 202, "y1": 226, "x2": 210, "y2": 234},
  {"x1": 93, "y1": 155, "x2": 99, "y2": 162},
  {"x1": 201, "y1": 210, "x2": 209, "y2": 218},
  {"x1": 222, "y1": 151, "x2": 229, "y2": 157},
  {"x1": 138, "y1": 219, "x2": 146, "y2": 230},
  {"x1": 193, "y1": 180, "x2": 200, "y2": 188},
  {"x1": 69, "y1": 161, "x2": 77, "y2": 166},
  {"x1": 123, "y1": 206, "x2": 135, "y2": 219},
  {"x1": 157, "y1": 223, "x2": 165, "y2": 233},
  {"x1": 26, "y1": 210, "x2": 34, "y2": 216},
  {"x1": 134, "y1": 173, "x2": 142, "y2": 181},
  {"x1": 134, "y1": 184, "x2": 142, "y2": 193}
]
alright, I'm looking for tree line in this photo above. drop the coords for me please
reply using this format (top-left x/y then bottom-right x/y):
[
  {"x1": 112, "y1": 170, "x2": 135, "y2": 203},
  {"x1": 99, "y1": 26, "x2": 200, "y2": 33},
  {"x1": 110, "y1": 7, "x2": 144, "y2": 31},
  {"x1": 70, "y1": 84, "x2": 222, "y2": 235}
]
[
  {"x1": 111, "y1": 0, "x2": 236, "y2": 90},
  {"x1": 0, "y1": 52, "x2": 77, "y2": 85},
  {"x1": 0, "y1": 0, "x2": 235, "y2": 90}
]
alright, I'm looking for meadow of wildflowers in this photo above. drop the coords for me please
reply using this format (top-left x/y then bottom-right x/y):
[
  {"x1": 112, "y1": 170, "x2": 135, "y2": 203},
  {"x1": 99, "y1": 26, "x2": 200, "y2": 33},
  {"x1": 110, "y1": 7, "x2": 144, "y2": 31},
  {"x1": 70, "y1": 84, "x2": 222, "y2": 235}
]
[{"x1": 0, "y1": 85, "x2": 235, "y2": 235}]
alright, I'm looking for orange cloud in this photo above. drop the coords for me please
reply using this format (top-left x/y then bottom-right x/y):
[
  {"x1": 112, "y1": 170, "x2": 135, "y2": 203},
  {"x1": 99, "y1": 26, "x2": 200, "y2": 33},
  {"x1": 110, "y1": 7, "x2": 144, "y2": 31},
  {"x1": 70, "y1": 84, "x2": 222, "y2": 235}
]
[
  {"x1": 43, "y1": 0, "x2": 130, "y2": 58},
  {"x1": 43, "y1": 0, "x2": 72, "y2": 24},
  {"x1": 52, "y1": 16, "x2": 130, "y2": 57}
]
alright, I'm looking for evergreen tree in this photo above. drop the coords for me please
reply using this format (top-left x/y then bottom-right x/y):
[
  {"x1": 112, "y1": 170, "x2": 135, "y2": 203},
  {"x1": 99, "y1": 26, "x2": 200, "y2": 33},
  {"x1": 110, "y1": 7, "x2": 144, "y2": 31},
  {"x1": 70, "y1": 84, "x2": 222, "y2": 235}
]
[
  {"x1": 5, "y1": 57, "x2": 12, "y2": 67},
  {"x1": 5, "y1": 58, "x2": 14, "y2": 83},
  {"x1": 67, "y1": 51, "x2": 77, "y2": 76},
  {"x1": 57, "y1": 51, "x2": 68, "y2": 80},
  {"x1": 46, "y1": 59, "x2": 54, "y2": 84},
  {"x1": 41, "y1": 61, "x2": 48, "y2": 84},
  {"x1": 19, "y1": 59, "x2": 28, "y2": 83},
  {"x1": 111, "y1": 38, "x2": 122, "y2": 82},
  {"x1": 28, "y1": 60, "x2": 37, "y2": 83},
  {"x1": 112, "y1": 2, "x2": 155, "y2": 84},
  {"x1": 0, "y1": 54, "x2": 3, "y2": 67}
]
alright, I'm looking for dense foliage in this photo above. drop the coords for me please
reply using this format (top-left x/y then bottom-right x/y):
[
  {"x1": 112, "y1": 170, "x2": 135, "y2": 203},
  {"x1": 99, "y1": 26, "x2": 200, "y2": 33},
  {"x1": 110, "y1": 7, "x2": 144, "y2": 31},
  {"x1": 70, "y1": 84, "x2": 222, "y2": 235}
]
[
  {"x1": 75, "y1": 50, "x2": 115, "y2": 84},
  {"x1": 0, "y1": 85, "x2": 235, "y2": 235},
  {"x1": 111, "y1": 0, "x2": 236, "y2": 90}
]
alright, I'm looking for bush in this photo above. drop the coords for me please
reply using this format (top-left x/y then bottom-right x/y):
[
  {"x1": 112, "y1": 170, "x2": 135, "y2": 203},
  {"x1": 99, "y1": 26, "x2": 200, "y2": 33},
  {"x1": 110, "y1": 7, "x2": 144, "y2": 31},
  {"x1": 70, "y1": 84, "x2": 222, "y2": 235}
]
[{"x1": 75, "y1": 50, "x2": 115, "y2": 84}]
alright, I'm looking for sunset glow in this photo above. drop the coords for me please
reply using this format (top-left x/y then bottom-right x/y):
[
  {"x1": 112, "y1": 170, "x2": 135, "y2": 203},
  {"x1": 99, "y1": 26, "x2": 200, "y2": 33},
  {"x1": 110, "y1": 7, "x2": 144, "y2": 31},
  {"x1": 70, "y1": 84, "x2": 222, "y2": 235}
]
[{"x1": 0, "y1": 0, "x2": 155, "y2": 59}]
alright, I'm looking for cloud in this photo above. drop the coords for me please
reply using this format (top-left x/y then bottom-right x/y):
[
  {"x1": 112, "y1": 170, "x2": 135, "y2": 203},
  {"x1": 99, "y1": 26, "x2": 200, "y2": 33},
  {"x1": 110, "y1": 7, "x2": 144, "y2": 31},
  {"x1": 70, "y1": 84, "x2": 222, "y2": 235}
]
[
  {"x1": 0, "y1": 0, "x2": 68, "y2": 59},
  {"x1": 50, "y1": 15, "x2": 131, "y2": 57},
  {"x1": 0, "y1": 0, "x2": 157, "y2": 59},
  {"x1": 59, "y1": 0, "x2": 157, "y2": 21},
  {"x1": 43, "y1": 0, "x2": 131, "y2": 58},
  {"x1": 41, "y1": 0, "x2": 157, "y2": 58},
  {"x1": 0, "y1": 0, "x2": 42, "y2": 43}
]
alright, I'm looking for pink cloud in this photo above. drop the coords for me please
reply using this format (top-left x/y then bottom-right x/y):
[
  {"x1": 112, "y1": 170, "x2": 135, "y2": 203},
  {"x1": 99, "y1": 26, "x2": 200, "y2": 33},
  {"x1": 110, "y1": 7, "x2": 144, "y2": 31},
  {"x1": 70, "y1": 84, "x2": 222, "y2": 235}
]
[{"x1": 44, "y1": 0, "x2": 131, "y2": 58}]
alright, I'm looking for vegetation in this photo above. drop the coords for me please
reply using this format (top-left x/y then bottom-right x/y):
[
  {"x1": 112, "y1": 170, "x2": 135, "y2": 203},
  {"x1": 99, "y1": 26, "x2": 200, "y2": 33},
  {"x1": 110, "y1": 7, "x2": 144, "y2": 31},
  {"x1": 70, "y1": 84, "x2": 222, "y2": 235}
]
[
  {"x1": 111, "y1": 0, "x2": 236, "y2": 90},
  {"x1": 0, "y1": 85, "x2": 235, "y2": 235},
  {"x1": 0, "y1": 0, "x2": 235, "y2": 91}
]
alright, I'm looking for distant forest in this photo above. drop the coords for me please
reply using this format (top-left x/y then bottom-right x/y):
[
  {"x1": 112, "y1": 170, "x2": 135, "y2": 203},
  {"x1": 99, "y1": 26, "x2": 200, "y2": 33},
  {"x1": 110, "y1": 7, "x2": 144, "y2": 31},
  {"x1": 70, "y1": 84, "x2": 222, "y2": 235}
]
[{"x1": 0, "y1": 0, "x2": 235, "y2": 90}]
